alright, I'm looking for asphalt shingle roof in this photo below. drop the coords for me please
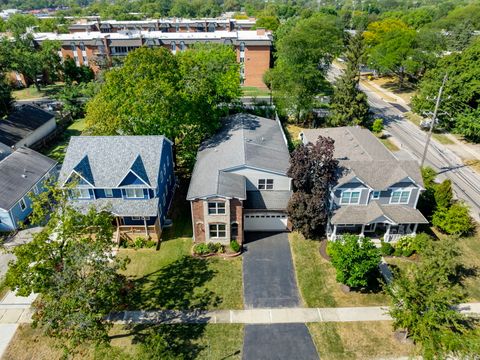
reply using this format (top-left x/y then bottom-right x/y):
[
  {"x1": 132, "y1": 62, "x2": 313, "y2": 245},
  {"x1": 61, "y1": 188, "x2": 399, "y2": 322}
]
[
  {"x1": 187, "y1": 114, "x2": 290, "y2": 200},
  {"x1": 331, "y1": 201, "x2": 428, "y2": 225},
  {"x1": 245, "y1": 190, "x2": 292, "y2": 210},
  {"x1": 301, "y1": 127, "x2": 423, "y2": 189},
  {"x1": 59, "y1": 136, "x2": 168, "y2": 189},
  {"x1": 69, "y1": 197, "x2": 160, "y2": 217},
  {"x1": 0, "y1": 105, "x2": 55, "y2": 147},
  {"x1": 0, "y1": 148, "x2": 57, "y2": 210}
]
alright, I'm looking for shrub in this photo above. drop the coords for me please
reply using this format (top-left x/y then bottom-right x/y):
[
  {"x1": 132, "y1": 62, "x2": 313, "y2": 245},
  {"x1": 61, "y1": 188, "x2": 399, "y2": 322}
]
[
  {"x1": 433, "y1": 202, "x2": 475, "y2": 236},
  {"x1": 328, "y1": 234, "x2": 381, "y2": 288},
  {"x1": 193, "y1": 243, "x2": 210, "y2": 255},
  {"x1": 372, "y1": 118, "x2": 384, "y2": 133},
  {"x1": 230, "y1": 240, "x2": 241, "y2": 253},
  {"x1": 380, "y1": 241, "x2": 394, "y2": 256}
]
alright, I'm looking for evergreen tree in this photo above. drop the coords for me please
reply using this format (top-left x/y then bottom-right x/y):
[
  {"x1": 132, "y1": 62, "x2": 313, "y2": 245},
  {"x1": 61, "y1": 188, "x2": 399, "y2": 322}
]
[{"x1": 328, "y1": 32, "x2": 370, "y2": 127}]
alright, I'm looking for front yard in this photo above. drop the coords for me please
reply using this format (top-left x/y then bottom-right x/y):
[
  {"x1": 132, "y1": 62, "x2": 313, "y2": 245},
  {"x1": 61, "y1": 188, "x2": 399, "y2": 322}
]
[
  {"x1": 290, "y1": 232, "x2": 389, "y2": 307},
  {"x1": 308, "y1": 321, "x2": 415, "y2": 359},
  {"x1": 4, "y1": 323, "x2": 244, "y2": 360}
]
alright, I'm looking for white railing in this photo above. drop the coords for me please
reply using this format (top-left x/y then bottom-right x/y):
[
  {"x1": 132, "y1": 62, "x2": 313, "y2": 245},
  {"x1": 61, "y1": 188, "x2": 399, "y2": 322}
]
[{"x1": 384, "y1": 233, "x2": 414, "y2": 243}]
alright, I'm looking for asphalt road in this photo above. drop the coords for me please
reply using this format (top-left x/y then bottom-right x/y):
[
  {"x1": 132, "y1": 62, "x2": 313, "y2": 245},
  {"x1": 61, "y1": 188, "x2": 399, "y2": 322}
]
[
  {"x1": 242, "y1": 232, "x2": 300, "y2": 309},
  {"x1": 329, "y1": 65, "x2": 480, "y2": 221}
]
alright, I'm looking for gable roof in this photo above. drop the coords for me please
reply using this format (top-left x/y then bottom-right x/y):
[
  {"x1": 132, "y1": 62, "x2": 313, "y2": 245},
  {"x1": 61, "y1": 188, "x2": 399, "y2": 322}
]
[
  {"x1": 187, "y1": 113, "x2": 290, "y2": 200},
  {"x1": 0, "y1": 148, "x2": 57, "y2": 210},
  {"x1": 59, "y1": 136, "x2": 169, "y2": 189},
  {"x1": 301, "y1": 127, "x2": 423, "y2": 190},
  {"x1": 0, "y1": 105, "x2": 55, "y2": 147}
]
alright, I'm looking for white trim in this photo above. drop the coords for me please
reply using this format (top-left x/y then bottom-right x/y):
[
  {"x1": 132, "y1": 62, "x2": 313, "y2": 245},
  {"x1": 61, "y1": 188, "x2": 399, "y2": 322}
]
[
  {"x1": 222, "y1": 164, "x2": 287, "y2": 177},
  {"x1": 339, "y1": 190, "x2": 361, "y2": 205},
  {"x1": 124, "y1": 188, "x2": 146, "y2": 199},
  {"x1": 372, "y1": 191, "x2": 381, "y2": 200},
  {"x1": 333, "y1": 176, "x2": 373, "y2": 190},
  {"x1": 62, "y1": 169, "x2": 95, "y2": 188},
  {"x1": 104, "y1": 188, "x2": 114, "y2": 197},
  {"x1": 389, "y1": 188, "x2": 411, "y2": 205},
  {"x1": 19, "y1": 197, "x2": 27, "y2": 211},
  {"x1": 116, "y1": 169, "x2": 151, "y2": 188}
]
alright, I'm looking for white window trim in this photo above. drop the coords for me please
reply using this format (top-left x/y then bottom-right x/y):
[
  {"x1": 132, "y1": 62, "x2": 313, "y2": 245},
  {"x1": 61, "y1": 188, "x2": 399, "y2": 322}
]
[
  {"x1": 104, "y1": 189, "x2": 114, "y2": 198},
  {"x1": 125, "y1": 188, "x2": 145, "y2": 199},
  {"x1": 372, "y1": 191, "x2": 380, "y2": 200},
  {"x1": 389, "y1": 188, "x2": 411, "y2": 204},
  {"x1": 19, "y1": 198, "x2": 27, "y2": 211},
  {"x1": 340, "y1": 190, "x2": 361, "y2": 205},
  {"x1": 258, "y1": 179, "x2": 274, "y2": 190},
  {"x1": 209, "y1": 223, "x2": 226, "y2": 238},
  {"x1": 208, "y1": 201, "x2": 226, "y2": 215},
  {"x1": 131, "y1": 216, "x2": 141, "y2": 220},
  {"x1": 76, "y1": 188, "x2": 91, "y2": 199}
]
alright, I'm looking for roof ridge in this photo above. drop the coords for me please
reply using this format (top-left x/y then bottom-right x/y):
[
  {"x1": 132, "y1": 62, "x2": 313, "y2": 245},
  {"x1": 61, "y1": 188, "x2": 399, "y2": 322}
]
[{"x1": 346, "y1": 127, "x2": 373, "y2": 161}]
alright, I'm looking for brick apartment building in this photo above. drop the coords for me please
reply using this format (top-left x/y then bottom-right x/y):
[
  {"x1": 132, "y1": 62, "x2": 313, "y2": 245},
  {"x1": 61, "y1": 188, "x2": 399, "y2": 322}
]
[{"x1": 32, "y1": 20, "x2": 271, "y2": 88}]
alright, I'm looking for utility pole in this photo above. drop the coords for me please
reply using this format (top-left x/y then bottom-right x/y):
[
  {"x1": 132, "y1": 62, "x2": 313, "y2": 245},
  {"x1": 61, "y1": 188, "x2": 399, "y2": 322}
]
[{"x1": 420, "y1": 73, "x2": 448, "y2": 168}]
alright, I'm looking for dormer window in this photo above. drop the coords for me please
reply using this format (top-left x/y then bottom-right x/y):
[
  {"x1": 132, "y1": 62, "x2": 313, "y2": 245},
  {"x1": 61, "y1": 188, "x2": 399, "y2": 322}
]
[
  {"x1": 125, "y1": 188, "x2": 144, "y2": 199},
  {"x1": 390, "y1": 189, "x2": 411, "y2": 204},
  {"x1": 75, "y1": 188, "x2": 91, "y2": 199},
  {"x1": 105, "y1": 189, "x2": 113, "y2": 197},
  {"x1": 340, "y1": 190, "x2": 360, "y2": 204}
]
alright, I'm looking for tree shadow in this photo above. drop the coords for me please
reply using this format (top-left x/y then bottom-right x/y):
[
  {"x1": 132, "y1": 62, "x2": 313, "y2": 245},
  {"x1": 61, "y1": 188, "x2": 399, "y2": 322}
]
[{"x1": 126, "y1": 255, "x2": 221, "y2": 311}]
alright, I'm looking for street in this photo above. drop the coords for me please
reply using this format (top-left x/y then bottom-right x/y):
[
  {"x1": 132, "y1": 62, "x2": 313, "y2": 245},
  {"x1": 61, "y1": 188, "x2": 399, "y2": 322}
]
[{"x1": 329, "y1": 65, "x2": 480, "y2": 221}]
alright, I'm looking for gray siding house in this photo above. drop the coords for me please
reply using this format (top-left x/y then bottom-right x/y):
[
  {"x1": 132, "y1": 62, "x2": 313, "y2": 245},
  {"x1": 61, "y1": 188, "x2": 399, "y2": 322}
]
[{"x1": 300, "y1": 127, "x2": 428, "y2": 242}]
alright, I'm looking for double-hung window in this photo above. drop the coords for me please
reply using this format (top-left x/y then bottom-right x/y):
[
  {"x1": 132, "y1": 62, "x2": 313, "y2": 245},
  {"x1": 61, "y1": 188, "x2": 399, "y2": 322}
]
[
  {"x1": 76, "y1": 188, "x2": 91, "y2": 199},
  {"x1": 105, "y1": 189, "x2": 113, "y2": 198},
  {"x1": 258, "y1": 179, "x2": 274, "y2": 190},
  {"x1": 340, "y1": 190, "x2": 360, "y2": 204},
  {"x1": 208, "y1": 202, "x2": 226, "y2": 215},
  {"x1": 125, "y1": 188, "x2": 144, "y2": 199},
  {"x1": 390, "y1": 189, "x2": 411, "y2": 204},
  {"x1": 19, "y1": 198, "x2": 27, "y2": 211},
  {"x1": 209, "y1": 224, "x2": 226, "y2": 238}
]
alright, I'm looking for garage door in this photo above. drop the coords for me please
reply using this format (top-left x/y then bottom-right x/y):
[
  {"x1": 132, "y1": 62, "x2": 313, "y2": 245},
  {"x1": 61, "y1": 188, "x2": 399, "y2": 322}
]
[{"x1": 244, "y1": 213, "x2": 288, "y2": 232}]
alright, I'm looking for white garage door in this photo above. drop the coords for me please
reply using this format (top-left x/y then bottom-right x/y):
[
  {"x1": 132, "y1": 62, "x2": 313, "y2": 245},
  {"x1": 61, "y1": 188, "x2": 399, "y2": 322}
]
[{"x1": 244, "y1": 213, "x2": 288, "y2": 232}]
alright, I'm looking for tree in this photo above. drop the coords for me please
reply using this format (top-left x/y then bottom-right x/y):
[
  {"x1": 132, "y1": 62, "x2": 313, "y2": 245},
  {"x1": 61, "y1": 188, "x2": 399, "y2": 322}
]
[
  {"x1": 0, "y1": 76, "x2": 13, "y2": 118},
  {"x1": 287, "y1": 135, "x2": 338, "y2": 238},
  {"x1": 434, "y1": 179, "x2": 453, "y2": 210},
  {"x1": 253, "y1": 15, "x2": 280, "y2": 31},
  {"x1": 269, "y1": 14, "x2": 343, "y2": 122},
  {"x1": 4, "y1": 183, "x2": 129, "y2": 352},
  {"x1": 432, "y1": 202, "x2": 475, "y2": 236},
  {"x1": 328, "y1": 32, "x2": 370, "y2": 127},
  {"x1": 63, "y1": 57, "x2": 95, "y2": 84},
  {"x1": 417, "y1": 166, "x2": 438, "y2": 219},
  {"x1": 412, "y1": 38, "x2": 480, "y2": 137},
  {"x1": 387, "y1": 238, "x2": 480, "y2": 359},
  {"x1": 85, "y1": 45, "x2": 240, "y2": 169},
  {"x1": 328, "y1": 234, "x2": 381, "y2": 288},
  {"x1": 371, "y1": 118, "x2": 384, "y2": 133}
]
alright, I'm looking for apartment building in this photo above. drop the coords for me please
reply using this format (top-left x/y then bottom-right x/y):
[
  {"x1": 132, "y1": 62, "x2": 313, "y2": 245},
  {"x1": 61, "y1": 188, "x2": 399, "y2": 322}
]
[{"x1": 33, "y1": 28, "x2": 271, "y2": 88}]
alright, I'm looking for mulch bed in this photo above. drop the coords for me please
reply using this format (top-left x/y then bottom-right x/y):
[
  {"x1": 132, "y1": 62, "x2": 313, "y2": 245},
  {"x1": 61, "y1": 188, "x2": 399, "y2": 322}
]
[{"x1": 319, "y1": 240, "x2": 331, "y2": 261}]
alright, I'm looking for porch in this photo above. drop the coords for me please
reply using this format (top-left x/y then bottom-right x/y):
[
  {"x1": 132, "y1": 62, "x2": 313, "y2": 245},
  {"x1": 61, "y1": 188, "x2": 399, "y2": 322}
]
[
  {"x1": 327, "y1": 222, "x2": 419, "y2": 243},
  {"x1": 113, "y1": 216, "x2": 162, "y2": 246}
]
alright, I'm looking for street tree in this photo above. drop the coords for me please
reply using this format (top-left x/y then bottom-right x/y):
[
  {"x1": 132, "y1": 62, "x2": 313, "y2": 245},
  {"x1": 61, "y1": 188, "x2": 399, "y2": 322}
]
[
  {"x1": 269, "y1": 13, "x2": 343, "y2": 123},
  {"x1": 4, "y1": 183, "x2": 129, "y2": 353},
  {"x1": 328, "y1": 234, "x2": 381, "y2": 288},
  {"x1": 85, "y1": 44, "x2": 240, "y2": 169},
  {"x1": 287, "y1": 135, "x2": 338, "y2": 238},
  {"x1": 328, "y1": 32, "x2": 370, "y2": 127},
  {"x1": 387, "y1": 238, "x2": 480, "y2": 359}
]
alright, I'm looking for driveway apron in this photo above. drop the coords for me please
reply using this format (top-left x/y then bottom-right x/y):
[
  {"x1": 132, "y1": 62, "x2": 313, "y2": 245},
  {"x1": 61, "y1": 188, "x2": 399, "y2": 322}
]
[{"x1": 242, "y1": 232, "x2": 319, "y2": 360}]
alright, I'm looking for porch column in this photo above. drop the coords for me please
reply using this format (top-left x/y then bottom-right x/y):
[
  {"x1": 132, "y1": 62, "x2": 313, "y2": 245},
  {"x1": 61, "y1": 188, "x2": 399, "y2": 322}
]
[
  {"x1": 360, "y1": 224, "x2": 365, "y2": 238},
  {"x1": 331, "y1": 225, "x2": 337, "y2": 240},
  {"x1": 144, "y1": 217, "x2": 149, "y2": 237},
  {"x1": 412, "y1": 223, "x2": 418, "y2": 235},
  {"x1": 384, "y1": 224, "x2": 391, "y2": 242}
]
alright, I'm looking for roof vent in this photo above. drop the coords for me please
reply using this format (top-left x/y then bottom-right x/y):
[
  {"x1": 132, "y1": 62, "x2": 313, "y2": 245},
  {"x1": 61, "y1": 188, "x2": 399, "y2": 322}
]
[
  {"x1": 21, "y1": 174, "x2": 27, "y2": 178},
  {"x1": 261, "y1": 137, "x2": 265, "y2": 142}
]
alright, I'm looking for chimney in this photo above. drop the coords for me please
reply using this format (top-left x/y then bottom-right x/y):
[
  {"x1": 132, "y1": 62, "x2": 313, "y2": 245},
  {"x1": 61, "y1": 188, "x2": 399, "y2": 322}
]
[{"x1": 256, "y1": 28, "x2": 265, "y2": 36}]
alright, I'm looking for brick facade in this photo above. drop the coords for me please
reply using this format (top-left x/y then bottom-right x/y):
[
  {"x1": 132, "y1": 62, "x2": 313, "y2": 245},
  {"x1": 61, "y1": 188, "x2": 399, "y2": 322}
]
[
  {"x1": 230, "y1": 198, "x2": 244, "y2": 245},
  {"x1": 242, "y1": 45, "x2": 271, "y2": 88},
  {"x1": 191, "y1": 199, "x2": 205, "y2": 243}
]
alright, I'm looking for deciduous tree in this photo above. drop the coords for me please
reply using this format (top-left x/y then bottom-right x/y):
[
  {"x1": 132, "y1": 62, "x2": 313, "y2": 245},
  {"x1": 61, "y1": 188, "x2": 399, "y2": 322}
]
[
  {"x1": 0, "y1": 77, "x2": 13, "y2": 118},
  {"x1": 287, "y1": 135, "x2": 338, "y2": 237}
]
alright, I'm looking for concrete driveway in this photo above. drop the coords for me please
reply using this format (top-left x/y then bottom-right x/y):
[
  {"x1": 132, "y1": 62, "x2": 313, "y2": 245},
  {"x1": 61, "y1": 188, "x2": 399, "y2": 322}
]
[
  {"x1": 243, "y1": 324, "x2": 319, "y2": 360},
  {"x1": 242, "y1": 232, "x2": 301, "y2": 308}
]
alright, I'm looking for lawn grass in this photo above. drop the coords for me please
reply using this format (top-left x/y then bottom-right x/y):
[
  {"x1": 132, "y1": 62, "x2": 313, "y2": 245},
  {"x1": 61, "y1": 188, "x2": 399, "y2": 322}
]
[
  {"x1": 0, "y1": 277, "x2": 8, "y2": 300},
  {"x1": 308, "y1": 321, "x2": 415, "y2": 360},
  {"x1": 465, "y1": 159, "x2": 480, "y2": 174},
  {"x1": 241, "y1": 86, "x2": 271, "y2": 97},
  {"x1": 42, "y1": 118, "x2": 87, "y2": 163},
  {"x1": 5, "y1": 323, "x2": 243, "y2": 360},
  {"x1": 289, "y1": 232, "x2": 389, "y2": 307},
  {"x1": 13, "y1": 83, "x2": 64, "y2": 100},
  {"x1": 118, "y1": 179, "x2": 243, "y2": 311}
]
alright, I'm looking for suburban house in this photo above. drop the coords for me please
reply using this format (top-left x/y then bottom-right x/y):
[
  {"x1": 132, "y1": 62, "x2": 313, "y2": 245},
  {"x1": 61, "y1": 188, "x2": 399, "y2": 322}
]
[
  {"x1": 58, "y1": 136, "x2": 175, "y2": 241},
  {"x1": 0, "y1": 147, "x2": 57, "y2": 232},
  {"x1": 0, "y1": 105, "x2": 56, "y2": 154},
  {"x1": 300, "y1": 127, "x2": 428, "y2": 242},
  {"x1": 187, "y1": 113, "x2": 292, "y2": 246}
]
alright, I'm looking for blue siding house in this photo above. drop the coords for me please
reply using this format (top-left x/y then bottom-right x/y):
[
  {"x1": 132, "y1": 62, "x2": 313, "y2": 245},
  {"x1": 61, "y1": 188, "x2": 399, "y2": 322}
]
[
  {"x1": 0, "y1": 148, "x2": 57, "y2": 232},
  {"x1": 58, "y1": 136, "x2": 175, "y2": 239}
]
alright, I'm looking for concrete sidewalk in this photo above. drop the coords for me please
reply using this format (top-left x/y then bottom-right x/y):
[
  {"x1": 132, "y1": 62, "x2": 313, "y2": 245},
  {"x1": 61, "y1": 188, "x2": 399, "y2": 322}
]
[{"x1": 106, "y1": 303, "x2": 480, "y2": 325}]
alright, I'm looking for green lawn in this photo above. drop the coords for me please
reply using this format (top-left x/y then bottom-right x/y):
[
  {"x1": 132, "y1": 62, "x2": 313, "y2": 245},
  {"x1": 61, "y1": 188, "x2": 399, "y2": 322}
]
[
  {"x1": 42, "y1": 118, "x2": 87, "y2": 163},
  {"x1": 13, "y1": 83, "x2": 64, "y2": 100},
  {"x1": 289, "y1": 232, "x2": 388, "y2": 307},
  {"x1": 379, "y1": 136, "x2": 400, "y2": 152},
  {"x1": 241, "y1": 86, "x2": 271, "y2": 97},
  {"x1": 308, "y1": 321, "x2": 415, "y2": 360},
  {"x1": 5, "y1": 323, "x2": 243, "y2": 360},
  {"x1": 404, "y1": 112, "x2": 454, "y2": 145}
]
